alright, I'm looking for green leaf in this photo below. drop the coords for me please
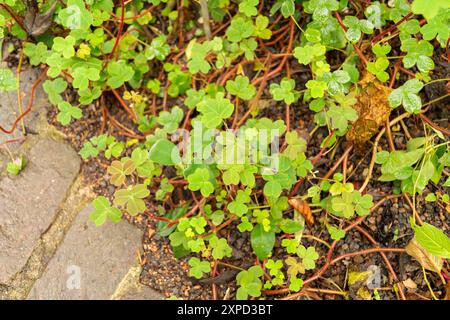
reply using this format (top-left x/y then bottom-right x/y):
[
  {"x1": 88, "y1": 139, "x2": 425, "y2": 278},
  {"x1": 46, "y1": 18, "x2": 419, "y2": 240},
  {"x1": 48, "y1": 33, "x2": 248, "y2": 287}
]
[
  {"x1": 305, "y1": 80, "x2": 327, "y2": 98},
  {"x1": 0, "y1": 68, "x2": 17, "y2": 91},
  {"x1": 107, "y1": 159, "x2": 135, "y2": 186},
  {"x1": 56, "y1": 101, "x2": 82, "y2": 125},
  {"x1": 293, "y1": 43, "x2": 326, "y2": 65},
  {"x1": 6, "y1": 155, "x2": 26, "y2": 176},
  {"x1": 251, "y1": 224, "x2": 275, "y2": 260},
  {"x1": 52, "y1": 36, "x2": 76, "y2": 58},
  {"x1": 158, "y1": 106, "x2": 184, "y2": 134},
  {"x1": 226, "y1": 75, "x2": 256, "y2": 100},
  {"x1": 58, "y1": 0, "x2": 93, "y2": 30},
  {"x1": 187, "y1": 168, "x2": 215, "y2": 197},
  {"x1": 413, "y1": 222, "x2": 450, "y2": 259},
  {"x1": 284, "y1": 131, "x2": 307, "y2": 161},
  {"x1": 149, "y1": 139, "x2": 181, "y2": 165},
  {"x1": 210, "y1": 236, "x2": 233, "y2": 259},
  {"x1": 79, "y1": 141, "x2": 99, "y2": 159},
  {"x1": 239, "y1": 0, "x2": 258, "y2": 17},
  {"x1": 23, "y1": 42, "x2": 49, "y2": 66},
  {"x1": 411, "y1": 0, "x2": 450, "y2": 21},
  {"x1": 269, "y1": 77, "x2": 299, "y2": 105},
  {"x1": 271, "y1": 0, "x2": 295, "y2": 18},
  {"x1": 90, "y1": 196, "x2": 122, "y2": 226},
  {"x1": 388, "y1": 79, "x2": 423, "y2": 113},
  {"x1": 113, "y1": 184, "x2": 150, "y2": 216},
  {"x1": 238, "y1": 216, "x2": 254, "y2": 232},
  {"x1": 188, "y1": 257, "x2": 211, "y2": 279},
  {"x1": 420, "y1": 9, "x2": 450, "y2": 47},
  {"x1": 106, "y1": 60, "x2": 135, "y2": 89},
  {"x1": 328, "y1": 225, "x2": 346, "y2": 241},
  {"x1": 43, "y1": 78, "x2": 68, "y2": 105},
  {"x1": 327, "y1": 105, "x2": 358, "y2": 134},
  {"x1": 226, "y1": 17, "x2": 255, "y2": 42},
  {"x1": 297, "y1": 245, "x2": 319, "y2": 270},
  {"x1": 145, "y1": 35, "x2": 170, "y2": 61},
  {"x1": 197, "y1": 92, "x2": 234, "y2": 128},
  {"x1": 289, "y1": 277, "x2": 304, "y2": 292},
  {"x1": 264, "y1": 180, "x2": 282, "y2": 198}
]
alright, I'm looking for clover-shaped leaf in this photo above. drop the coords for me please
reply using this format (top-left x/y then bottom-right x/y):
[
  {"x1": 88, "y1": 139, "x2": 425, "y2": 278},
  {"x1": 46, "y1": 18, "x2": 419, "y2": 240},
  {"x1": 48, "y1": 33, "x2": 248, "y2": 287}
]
[
  {"x1": 343, "y1": 16, "x2": 374, "y2": 43},
  {"x1": 107, "y1": 159, "x2": 136, "y2": 186},
  {"x1": 58, "y1": 0, "x2": 93, "y2": 30},
  {"x1": 328, "y1": 225, "x2": 346, "y2": 241},
  {"x1": 90, "y1": 196, "x2": 122, "y2": 226},
  {"x1": 294, "y1": 153, "x2": 313, "y2": 177},
  {"x1": 297, "y1": 245, "x2": 319, "y2": 270},
  {"x1": 56, "y1": 101, "x2": 82, "y2": 125},
  {"x1": 269, "y1": 77, "x2": 299, "y2": 105},
  {"x1": 197, "y1": 92, "x2": 234, "y2": 128},
  {"x1": 411, "y1": 0, "x2": 449, "y2": 21},
  {"x1": 353, "y1": 192, "x2": 373, "y2": 216},
  {"x1": 327, "y1": 105, "x2": 358, "y2": 134},
  {"x1": 253, "y1": 15, "x2": 272, "y2": 39},
  {"x1": 188, "y1": 257, "x2": 211, "y2": 279},
  {"x1": 266, "y1": 259, "x2": 283, "y2": 276},
  {"x1": 226, "y1": 75, "x2": 256, "y2": 100},
  {"x1": 184, "y1": 89, "x2": 206, "y2": 109},
  {"x1": 388, "y1": 78, "x2": 423, "y2": 113},
  {"x1": 145, "y1": 35, "x2": 170, "y2": 61},
  {"x1": 187, "y1": 168, "x2": 215, "y2": 197},
  {"x1": 281, "y1": 238, "x2": 298, "y2": 254},
  {"x1": 289, "y1": 277, "x2": 304, "y2": 292},
  {"x1": 226, "y1": 17, "x2": 254, "y2": 42},
  {"x1": 187, "y1": 42, "x2": 211, "y2": 74},
  {"x1": 158, "y1": 106, "x2": 184, "y2": 134},
  {"x1": 293, "y1": 43, "x2": 326, "y2": 65},
  {"x1": 113, "y1": 184, "x2": 150, "y2": 216},
  {"x1": 305, "y1": 80, "x2": 327, "y2": 98},
  {"x1": 238, "y1": 216, "x2": 254, "y2": 232},
  {"x1": 236, "y1": 266, "x2": 263, "y2": 300},
  {"x1": 23, "y1": 42, "x2": 49, "y2": 66},
  {"x1": 72, "y1": 67, "x2": 100, "y2": 90},
  {"x1": 228, "y1": 189, "x2": 251, "y2": 216},
  {"x1": 331, "y1": 191, "x2": 355, "y2": 218},
  {"x1": 210, "y1": 236, "x2": 233, "y2": 259},
  {"x1": 367, "y1": 57, "x2": 390, "y2": 82},
  {"x1": 401, "y1": 38, "x2": 434, "y2": 73},
  {"x1": 52, "y1": 36, "x2": 76, "y2": 58},
  {"x1": 107, "y1": 60, "x2": 135, "y2": 89},
  {"x1": 43, "y1": 78, "x2": 68, "y2": 105},
  {"x1": 239, "y1": 0, "x2": 258, "y2": 17},
  {"x1": 79, "y1": 141, "x2": 99, "y2": 159},
  {"x1": 285, "y1": 256, "x2": 305, "y2": 276},
  {"x1": 420, "y1": 10, "x2": 450, "y2": 48}
]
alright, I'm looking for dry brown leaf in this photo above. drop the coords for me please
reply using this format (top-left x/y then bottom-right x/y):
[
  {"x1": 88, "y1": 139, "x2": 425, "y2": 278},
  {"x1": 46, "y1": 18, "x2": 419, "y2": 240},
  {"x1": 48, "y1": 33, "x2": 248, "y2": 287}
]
[
  {"x1": 402, "y1": 278, "x2": 418, "y2": 290},
  {"x1": 405, "y1": 237, "x2": 443, "y2": 273},
  {"x1": 346, "y1": 73, "x2": 392, "y2": 150},
  {"x1": 288, "y1": 198, "x2": 314, "y2": 226}
]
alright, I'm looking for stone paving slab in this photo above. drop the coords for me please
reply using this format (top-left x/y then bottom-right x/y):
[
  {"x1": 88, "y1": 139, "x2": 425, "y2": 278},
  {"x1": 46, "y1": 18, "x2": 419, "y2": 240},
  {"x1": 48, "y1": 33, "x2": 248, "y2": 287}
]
[
  {"x1": 28, "y1": 205, "x2": 162, "y2": 300},
  {"x1": 0, "y1": 137, "x2": 80, "y2": 283},
  {"x1": 0, "y1": 68, "x2": 47, "y2": 146}
]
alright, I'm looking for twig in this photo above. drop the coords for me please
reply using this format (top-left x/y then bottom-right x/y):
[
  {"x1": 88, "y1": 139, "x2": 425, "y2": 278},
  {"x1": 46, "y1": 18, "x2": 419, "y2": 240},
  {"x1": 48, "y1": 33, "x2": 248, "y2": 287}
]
[{"x1": 199, "y1": 0, "x2": 212, "y2": 40}]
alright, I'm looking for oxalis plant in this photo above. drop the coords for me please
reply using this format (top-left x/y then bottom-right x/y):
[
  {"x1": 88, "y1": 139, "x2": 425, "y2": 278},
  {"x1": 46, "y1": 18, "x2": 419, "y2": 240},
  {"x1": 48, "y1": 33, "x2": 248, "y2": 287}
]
[{"x1": 0, "y1": 0, "x2": 449, "y2": 300}]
